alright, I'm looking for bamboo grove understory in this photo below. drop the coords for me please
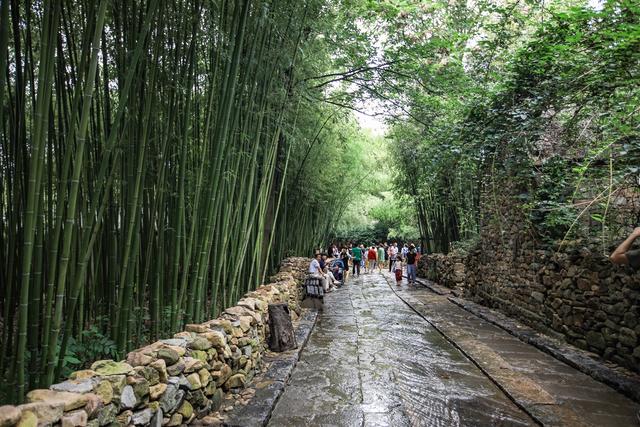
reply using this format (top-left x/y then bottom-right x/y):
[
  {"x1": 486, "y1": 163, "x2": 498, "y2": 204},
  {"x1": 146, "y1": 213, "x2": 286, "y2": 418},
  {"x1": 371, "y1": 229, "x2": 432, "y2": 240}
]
[{"x1": 0, "y1": 0, "x2": 363, "y2": 402}]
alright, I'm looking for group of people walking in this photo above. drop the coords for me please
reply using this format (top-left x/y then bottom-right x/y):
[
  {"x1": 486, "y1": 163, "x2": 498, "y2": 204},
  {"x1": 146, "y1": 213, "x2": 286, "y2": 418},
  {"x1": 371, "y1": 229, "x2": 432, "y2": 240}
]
[{"x1": 309, "y1": 242, "x2": 421, "y2": 290}]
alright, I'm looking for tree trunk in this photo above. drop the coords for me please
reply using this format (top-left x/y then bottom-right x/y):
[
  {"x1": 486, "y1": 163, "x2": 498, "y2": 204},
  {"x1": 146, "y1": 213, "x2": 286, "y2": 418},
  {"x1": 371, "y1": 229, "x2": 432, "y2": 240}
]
[{"x1": 267, "y1": 303, "x2": 297, "y2": 352}]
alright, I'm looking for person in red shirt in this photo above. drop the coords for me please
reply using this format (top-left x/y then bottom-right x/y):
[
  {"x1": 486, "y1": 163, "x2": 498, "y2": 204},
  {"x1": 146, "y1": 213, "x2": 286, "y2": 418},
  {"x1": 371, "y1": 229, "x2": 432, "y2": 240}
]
[{"x1": 367, "y1": 246, "x2": 377, "y2": 272}]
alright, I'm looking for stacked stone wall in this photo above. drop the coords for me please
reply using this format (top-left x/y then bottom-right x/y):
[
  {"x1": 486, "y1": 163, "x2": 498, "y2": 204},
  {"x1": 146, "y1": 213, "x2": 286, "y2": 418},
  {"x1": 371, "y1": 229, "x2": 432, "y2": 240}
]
[
  {"x1": 419, "y1": 240, "x2": 640, "y2": 373},
  {"x1": 0, "y1": 257, "x2": 310, "y2": 427}
]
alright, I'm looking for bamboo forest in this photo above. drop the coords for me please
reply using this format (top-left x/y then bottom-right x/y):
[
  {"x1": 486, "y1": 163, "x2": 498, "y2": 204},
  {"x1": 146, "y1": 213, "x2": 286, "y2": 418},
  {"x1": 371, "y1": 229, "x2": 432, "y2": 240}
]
[{"x1": 1, "y1": 0, "x2": 639, "y2": 420}]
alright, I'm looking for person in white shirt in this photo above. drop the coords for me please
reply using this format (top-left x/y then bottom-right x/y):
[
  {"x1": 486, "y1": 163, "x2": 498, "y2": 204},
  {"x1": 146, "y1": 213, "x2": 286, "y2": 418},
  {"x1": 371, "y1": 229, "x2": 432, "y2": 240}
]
[
  {"x1": 388, "y1": 243, "x2": 398, "y2": 272},
  {"x1": 309, "y1": 253, "x2": 328, "y2": 291}
]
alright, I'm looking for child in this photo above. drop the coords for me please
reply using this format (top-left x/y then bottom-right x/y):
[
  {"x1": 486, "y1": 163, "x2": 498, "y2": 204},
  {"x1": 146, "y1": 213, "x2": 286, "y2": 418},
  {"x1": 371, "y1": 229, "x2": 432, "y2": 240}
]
[{"x1": 393, "y1": 254, "x2": 403, "y2": 285}]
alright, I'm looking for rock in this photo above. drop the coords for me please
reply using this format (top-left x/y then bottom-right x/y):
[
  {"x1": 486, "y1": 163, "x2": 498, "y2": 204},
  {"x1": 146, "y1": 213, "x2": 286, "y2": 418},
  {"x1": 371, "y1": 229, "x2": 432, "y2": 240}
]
[
  {"x1": 183, "y1": 357, "x2": 205, "y2": 374},
  {"x1": 96, "y1": 403, "x2": 117, "y2": 426},
  {"x1": 86, "y1": 420, "x2": 99, "y2": 427},
  {"x1": 26, "y1": 389, "x2": 88, "y2": 411},
  {"x1": 51, "y1": 379, "x2": 95, "y2": 394},
  {"x1": 177, "y1": 400, "x2": 193, "y2": 419},
  {"x1": 619, "y1": 327, "x2": 638, "y2": 348},
  {"x1": 187, "y1": 390, "x2": 208, "y2": 408},
  {"x1": 149, "y1": 359, "x2": 168, "y2": 383},
  {"x1": 161, "y1": 338, "x2": 187, "y2": 348},
  {"x1": 93, "y1": 380, "x2": 113, "y2": 404},
  {"x1": 207, "y1": 319, "x2": 233, "y2": 334},
  {"x1": 169, "y1": 375, "x2": 191, "y2": 390},
  {"x1": 223, "y1": 373, "x2": 246, "y2": 391},
  {"x1": 214, "y1": 364, "x2": 232, "y2": 386},
  {"x1": 156, "y1": 348, "x2": 180, "y2": 365},
  {"x1": 60, "y1": 409, "x2": 87, "y2": 427},
  {"x1": 210, "y1": 389, "x2": 224, "y2": 412},
  {"x1": 188, "y1": 336, "x2": 212, "y2": 351},
  {"x1": 126, "y1": 352, "x2": 154, "y2": 367},
  {"x1": 131, "y1": 408, "x2": 153, "y2": 425},
  {"x1": 166, "y1": 359, "x2": 185, "y2": 376},
  {"x1": 185, "y1": 324, "x2": 210, "y2": 334},
  {"x1": 119, "y1": 385, "x2": 137, "y2": 410},
  {"x1": 165, "y1": 413, "x2": 182, "y2": 426},
  {"x1": 134, "y1": 366, "x2": 160, "y2": 386},
  {"x1": 149, "y1": 383, "x2": 167, "y2": 400},
  {"x1": 17, "y1": 402, "x2": 64, "y2": 425},
  {"x1": 204, "y1": 381, "x2": 217, "y2": 396},
  {"x1": 198, "y1": 368, "x2": 211, "y2": 387},
  {"x1": 186, "y1": 373, "x2": 202, "y2": 390},
  {"x1": 83, "y1": 394, "x2": 103, "y2": 418},
  {"x1": 105, "y1": 375, "x2": 127, "y2": 397},
  {"x1": 585, "y1": 331, "x2": 606, "y2": 351},
  {"x1": 201, "y1": 331, "x2": 227, "y2": 349},
  {"x1": 189, "y1": 350, "x2": 208, "y2": 362},
  {"x1": 127, "y1": 376, "x2": 150, "y2": 402},
  {"x1": 91, "y1": 360, "x2": 134, "y2": 376},
  {"x1": 0, "y1": 406, "x2": 22, "y2": 427},
  {"x1": 69, "y1": 370, "x2": 98, "y2": 380},
  {"x1": 150, "y1": 408, "x2": 162, "y2": 427},
  {"x1": 115, "y1": 410, "x2": 132, "y2": 426},
  {"x1": 159, "y1": 385, "x2": 183, "y2": 413},
  {"x1": 15, "y1": 411, "x2": 36, "y2": 427},
  {"x1": 239, "y1": 316, "x2": 253, "y2": 332}
]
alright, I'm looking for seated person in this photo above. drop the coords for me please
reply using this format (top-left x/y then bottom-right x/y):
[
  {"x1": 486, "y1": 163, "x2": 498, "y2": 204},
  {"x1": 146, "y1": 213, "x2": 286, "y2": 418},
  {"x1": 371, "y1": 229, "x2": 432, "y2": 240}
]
[{"x1": 309, "y1": 253, "x2": 328, "y2": 291}]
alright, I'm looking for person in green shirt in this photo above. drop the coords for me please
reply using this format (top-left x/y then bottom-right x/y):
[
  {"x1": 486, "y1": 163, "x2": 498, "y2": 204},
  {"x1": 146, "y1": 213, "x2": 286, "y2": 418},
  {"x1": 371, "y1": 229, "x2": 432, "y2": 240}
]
[
  {"x1": 377, "y1": 245, "x2": 386, "y2": 271},
  {"x1": 352, "y1": 245, "x2": 362, "y2": 276}
]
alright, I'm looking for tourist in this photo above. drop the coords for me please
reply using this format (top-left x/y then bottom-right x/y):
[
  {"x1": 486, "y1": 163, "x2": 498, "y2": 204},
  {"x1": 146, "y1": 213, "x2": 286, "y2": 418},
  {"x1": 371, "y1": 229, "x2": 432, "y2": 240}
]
[
  {"x1": 340, "y1": 248, "x2": 350, "y2": 282},
  {"x1": 367, "y1": 246, "x2": 377, "y2": 272},
  {"x1": 309, "y1": 253, "x2": 328, "y2": 291},
  {"x1": 377, "y1": 244, "x2": 386, "y2": 272},
  {"x1": 388, "y1": 242, "x2": 398, "y2": 272},
  {"x1": 321, "y1": 253, "x2": 339, "y2": 289},
  {"x1": 610, "y1": 227, "x2": 640, "y2": 269},
  {"x1": 360, "y1": 244, "x2": 366, "y2": 273},
  {"x1": 406, "y1": 244, "x2": 418, "y2": 284},
  {"x1": 393, "y1": 254, "x2": 403, "y2": 285},
  {"x1": 332, "y1": 245, "x2": 340, "y2": 258},
  {"x1": 352, "y1": 244, "x2": 362, "y2": 276}
]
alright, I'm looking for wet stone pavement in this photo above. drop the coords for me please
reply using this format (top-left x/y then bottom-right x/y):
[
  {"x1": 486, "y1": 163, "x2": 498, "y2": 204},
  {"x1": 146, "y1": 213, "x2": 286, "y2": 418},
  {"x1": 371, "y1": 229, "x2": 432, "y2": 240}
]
[{"x1": 267, "y1": 271, "x2": 640, "y2": 427}]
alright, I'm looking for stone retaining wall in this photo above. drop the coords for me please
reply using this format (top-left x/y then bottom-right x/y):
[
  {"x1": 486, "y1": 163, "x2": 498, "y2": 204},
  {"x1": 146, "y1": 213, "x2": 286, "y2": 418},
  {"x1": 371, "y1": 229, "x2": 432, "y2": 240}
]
[
  {"x1": 0, "y1": 257, "x2": 310, "y2": 427},
  {"x1": 418, "y1": 244, "x2": 640, "y2": 373},
  {"x1": 417, "y1": 253, "x2": 466, "y2": 290}
]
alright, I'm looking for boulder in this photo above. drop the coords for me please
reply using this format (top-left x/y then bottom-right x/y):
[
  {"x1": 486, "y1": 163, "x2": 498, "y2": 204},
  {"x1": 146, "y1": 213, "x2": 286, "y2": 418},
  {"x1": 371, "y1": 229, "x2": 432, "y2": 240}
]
[
  {"x1": 126, "y1": 352, "x2": 154, "y2": 367},
  {"x1": 185, "y1": 324, "x2": 210, "y2": 334},
  {"x1": 93, "y1": 380, "x2": 113, "y2": 404},
  {"x1": 51, "y1": 378, "x2": 96, "y2": 394},
  {"x1": 201, "y1": 331, "x2": 227, "y2": 349},
  {"x1": 119, "y1": 385, "x2": 137, "y2": 410},
  {"x1": 188, "y1": 336, "x2": 212, "y2": 351},
  {"x1": 160, "y1": 338, "x2": 187, "y2": 348},
  {"x1": 0, "y1": 406, "x2": 22, "y2": 427},
  {"x1": 91, "y1": 360, "x2": 134, "y2": 376}
]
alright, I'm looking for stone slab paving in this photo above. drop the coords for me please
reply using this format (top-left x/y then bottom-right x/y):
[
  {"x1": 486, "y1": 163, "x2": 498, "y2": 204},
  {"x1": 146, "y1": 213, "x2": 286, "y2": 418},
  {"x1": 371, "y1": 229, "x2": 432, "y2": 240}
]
[
  {"x1": 388, "y1": 272, "x2": 640, "y2": 427},
  {"x1": 268, "y1": 272, "x2": 538, "y2": 426}
]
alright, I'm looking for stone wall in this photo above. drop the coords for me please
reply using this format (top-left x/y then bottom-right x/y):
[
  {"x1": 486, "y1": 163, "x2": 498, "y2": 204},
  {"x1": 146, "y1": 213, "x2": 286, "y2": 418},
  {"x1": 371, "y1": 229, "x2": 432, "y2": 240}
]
[
  {"x1": 417, "y1": 253, "x2": 466, "y2": 291},
  {"x1": 419, "y1": 241, "x2": 640, "y2": 373},
  {"x1": 0, "y1": 257, "x2": 310, "y2": 427}
]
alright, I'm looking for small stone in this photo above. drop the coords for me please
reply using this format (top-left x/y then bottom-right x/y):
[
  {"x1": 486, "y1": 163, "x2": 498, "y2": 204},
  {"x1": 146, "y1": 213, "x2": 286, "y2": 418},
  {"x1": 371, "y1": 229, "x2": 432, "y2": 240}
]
[
  {"x1": 149, "y1": 383, "x2": 167, "y2": 400},
  {"x1": 189, "y1": 336, "x2": 212, "y2": 351},
  {"x1": 160, "y1": 338, "x2": 187, "y2": 348},
  {"x1": 134, "y1": 365, "x2": 160, "y2": 386},
  {"x1": 60, "y1": 409, "x2": 87, "y2": 427},
  {"x1": 15, "y1": 411, "x2": 36, "y2": 427},
  {"x1": 186, "y1": 373, "x2": 202, "y2": 390},
  {"x1": 166, "y1": 359, "x2": 185, "y2": 376},
  {"x1": 190, "y1": 350, "x2": 208, "y2": 362},
  {"x1": 0, "y1": 406, "x2": 22, "y2": 427},
  {"x1": 185, "y1": 324, "x2": 210, "y2": 334},
  {"x1": 149, "y1": 359, "x2": 168, "y2": 383},
  {"x1": 69, "y1": 370, "x2": 97, "y2": 380},
  {"x1": 187, "y1": 390, "x2": 208, "y2": 408},
  {"x1": 159, "y1": 385, "x2": 184, "y2": 413},
  {"x1": 91, "y1": 360, "x2": 134, "y2": 376},
  {"x1": 93, "y1": 380, "x2": 113, "y2": 404},
  {"x1": 586, "y1": 331, "x2": 606, "y2": 351},
  {"x1": 96, "y1": 403, "x2": 117, "y2": 426},
  {"x1": 210, "y1": 389, "x2": 224, "y2": 412},
  {"x1": 214, "y1": 364, "x2": 232, "y2": 386},
  {"x1": 198, "y1": 368, "x2": 211, "y2": 387},
  {"x1": 183, "y1": 357, "x2": 205, "y2": 374},
  {"x1": 223, "y1": 373, "x2": 246, "y2": 391},
  {"x1": 115, "y1": 410, "x2": 132, "y2": 426},
  {"x1": 26, "y1": 389, "x2": 88, "y2": 411},
  {"x1": 165, "y1": 413, "x2": 182, "y2": 426},
  {"x1": 201, "y1": 331, "x2": 227, "y2": 348},
  {"x1": 150, "y1": 408, "x2": 162, "y2": 427},
  {"x1": 127, "y1": 352, "x2": 154, "y2": 367},
  {"x1": 51, "y1": 379, "x2": 95, "y2": 394},
  {"x1": 131, "y1": 408, "x2": 153, "y2": 425},
  {"x1": 83, "y1": 394, "x2": 103, "y2": 418},
  {"x1": 86, "y1": 420, "x2": 99, "y2": 427},
  {"x1": 177, "y1": 400, "x2": 193, "y2": 419},
  {"x1": 17, "y1": 402, "x2": 64, "y2": 425},
  {"x1": 119, "y1": 385, "x2": 137, "y2": 410},
  {"x1": 105, "y1": 375, "x2": 127, "y2": 396},
  {"x1": 619, "y1": 327, "x2": 638, "y2": 348},
  {"x1": 238, "y1": 316, "x2": 253, "y2": 332},
  {"x1": 156, "y1": 348, "x2": 180, "y2": 365}
]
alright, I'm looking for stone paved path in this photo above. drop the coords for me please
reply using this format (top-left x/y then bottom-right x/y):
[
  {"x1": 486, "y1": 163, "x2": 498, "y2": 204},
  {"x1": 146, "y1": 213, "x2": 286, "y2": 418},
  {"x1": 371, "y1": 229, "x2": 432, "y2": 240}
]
[{"x1": 268, "y1": 271, "x2": 640, "y2": 427}]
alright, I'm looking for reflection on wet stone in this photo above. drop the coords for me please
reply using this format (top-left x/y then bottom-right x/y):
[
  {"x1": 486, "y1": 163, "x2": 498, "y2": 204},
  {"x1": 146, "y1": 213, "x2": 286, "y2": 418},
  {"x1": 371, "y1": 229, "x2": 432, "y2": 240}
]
[{"x1": 268, "y1": 273, "x2": 536, "y2": 427}]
